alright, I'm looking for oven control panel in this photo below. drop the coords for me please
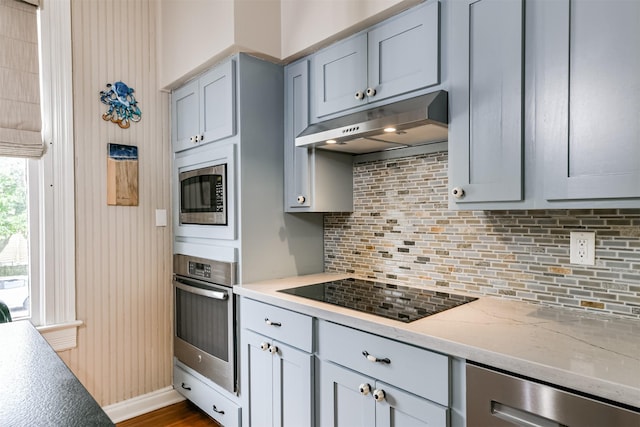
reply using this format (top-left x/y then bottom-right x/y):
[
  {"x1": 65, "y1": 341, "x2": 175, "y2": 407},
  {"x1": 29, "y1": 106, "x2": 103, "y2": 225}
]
[
  {"x1": 174, "y1": 254, "x2": 236, "y2": 286},
  {"x1": 188, "y1": 261, "x2": 212, "y2": 279}
]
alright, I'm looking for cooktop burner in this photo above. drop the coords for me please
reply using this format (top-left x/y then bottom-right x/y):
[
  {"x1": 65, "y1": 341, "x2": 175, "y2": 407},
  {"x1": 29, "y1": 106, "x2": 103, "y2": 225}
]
[{"x1": 279, "y1": 278, "x2": 477, "y2": 323}]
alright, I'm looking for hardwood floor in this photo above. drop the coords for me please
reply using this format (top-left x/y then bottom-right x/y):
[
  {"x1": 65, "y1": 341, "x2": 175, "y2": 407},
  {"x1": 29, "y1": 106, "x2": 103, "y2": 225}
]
[{"x1": 117, "y1": 400, "x2": 221, "y2": 427}]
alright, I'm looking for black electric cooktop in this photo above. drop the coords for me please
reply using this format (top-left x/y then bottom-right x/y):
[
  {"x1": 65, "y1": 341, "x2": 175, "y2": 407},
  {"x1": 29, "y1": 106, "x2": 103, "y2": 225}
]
[{"x1": 279, "y1": 278, "x2": 478, "y2": 323}]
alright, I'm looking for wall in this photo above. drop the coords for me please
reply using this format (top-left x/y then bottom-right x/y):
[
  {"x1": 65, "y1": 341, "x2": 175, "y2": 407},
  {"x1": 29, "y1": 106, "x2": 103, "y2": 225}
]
[
  {"x1": 325, "y1": 152, "x2": 640, "y2": 319},
  {"x1": 280, "y1": 0, "x2": 420, "y2": 61},
  {"x1": 158, "y1": 0, "x2": 420, "y2": 89},
  {"x1": 158, "y1": 0, "x2": 281, "y2": 89},
  {"x1": 57, "y1": 0, "x2": 173, "y2": 406}
]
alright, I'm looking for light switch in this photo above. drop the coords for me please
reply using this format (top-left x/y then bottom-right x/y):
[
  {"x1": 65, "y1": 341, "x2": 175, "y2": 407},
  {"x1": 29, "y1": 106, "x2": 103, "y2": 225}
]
[{"x1": 155, "y1": 209, "x2": 167, "y2": 227}]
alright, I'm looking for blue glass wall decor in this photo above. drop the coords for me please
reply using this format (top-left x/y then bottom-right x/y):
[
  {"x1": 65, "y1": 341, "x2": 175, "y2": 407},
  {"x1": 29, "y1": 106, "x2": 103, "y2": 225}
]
[{"x1": 99, "y1": 81, "x2": 141, "y2": 129}]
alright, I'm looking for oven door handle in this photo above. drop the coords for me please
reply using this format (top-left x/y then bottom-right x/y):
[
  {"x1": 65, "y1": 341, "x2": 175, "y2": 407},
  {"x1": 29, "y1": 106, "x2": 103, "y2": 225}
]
[{"x1": 173, "y1": 278, "x2": 229, "y2": 300}]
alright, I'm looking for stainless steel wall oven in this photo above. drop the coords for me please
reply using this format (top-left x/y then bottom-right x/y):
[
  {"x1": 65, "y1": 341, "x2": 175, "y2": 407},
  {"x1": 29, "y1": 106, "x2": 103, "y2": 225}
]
[{"x1": 173, "y1": 254, "x2": 237, "y2": 393}]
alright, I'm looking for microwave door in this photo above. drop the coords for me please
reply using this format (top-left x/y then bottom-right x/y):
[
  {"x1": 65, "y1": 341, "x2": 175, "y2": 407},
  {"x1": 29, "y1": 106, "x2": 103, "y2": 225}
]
[
  {"x1": 179, "y1": 164, "x2": 227, "y2": 225},
  {"x1": 200, "y1": 179, "x2": 211, "y2": 209}
]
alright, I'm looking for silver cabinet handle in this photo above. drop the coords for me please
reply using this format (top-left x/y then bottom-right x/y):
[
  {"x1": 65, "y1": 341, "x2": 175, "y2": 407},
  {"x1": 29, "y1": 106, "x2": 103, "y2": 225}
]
[
  {"x1": 362, "y1": 350, "x2": 391, "y2": 364},
  {"x1": 296, "y1": 195, "x2": 306, "y2": 204},
  {"x1": 355, "y1": 91, "x2": 365, "y2": 100},
  {"x1": 366, "y1": 87, "x2": 377, "y2": 97},
  {"x1": 265, "y1": 318, "x2": 282, "y2": 327}
]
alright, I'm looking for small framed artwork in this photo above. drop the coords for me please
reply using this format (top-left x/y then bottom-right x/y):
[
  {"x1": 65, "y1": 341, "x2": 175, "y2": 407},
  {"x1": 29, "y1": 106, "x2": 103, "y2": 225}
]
[{"x1": 107, "y1": 143, "x2": 139, "y2": 206}]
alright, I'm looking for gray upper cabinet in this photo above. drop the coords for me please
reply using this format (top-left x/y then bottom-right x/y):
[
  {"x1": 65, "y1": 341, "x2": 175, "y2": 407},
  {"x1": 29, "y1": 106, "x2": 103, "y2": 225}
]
[
  {"x1": 311, "y1": 0, "x2": 440, "y2": 120},
  {"x1": 538, "y1": 0, "x2": 640, "y2": 201},
  {"x1": 171, "y1": 60, "x2": 236, "y2": 153},
  {"x1": 284, "y1": 60, "x2": 353, "y2": 212},
  {"x1": 449, "y1": 0, "x2": 640, "y2": 209},
  {"x1": 449, "y1": 0, "x2": 524, "y2": 204},
  {"x1": 284, "y1": 60, "x2": 312, "y2": 209},
  {"x1": 312, "y1": 34, "x2": 368, "y2": 118},
  {"x1": 171, "y1": 79, "x2": 199, "y2": 153}
]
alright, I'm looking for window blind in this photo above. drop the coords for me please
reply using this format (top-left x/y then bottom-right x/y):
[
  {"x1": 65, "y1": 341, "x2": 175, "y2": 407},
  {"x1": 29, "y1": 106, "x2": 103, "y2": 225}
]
[{"x1": 0, "y1": 0, "x2": 43, "y2": 158}]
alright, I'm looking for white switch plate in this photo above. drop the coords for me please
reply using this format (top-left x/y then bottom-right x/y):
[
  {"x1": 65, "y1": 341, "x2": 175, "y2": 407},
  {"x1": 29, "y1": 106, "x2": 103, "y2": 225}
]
[
  {"x1": 570, "y1": 231, "x2": 595, "y2": 265},
  {"x1": 155, "y1": 209, "x2": 167, "y2": 227}
]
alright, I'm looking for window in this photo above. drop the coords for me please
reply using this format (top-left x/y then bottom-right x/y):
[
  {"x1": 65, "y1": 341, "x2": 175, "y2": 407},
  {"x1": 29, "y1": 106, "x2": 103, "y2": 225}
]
[
  {"x1": 0, "y1": 0, "x2": 78, "y2": 349},
  {"x1": 0, "y1": 157, "x2": 31, "y2": 320}
]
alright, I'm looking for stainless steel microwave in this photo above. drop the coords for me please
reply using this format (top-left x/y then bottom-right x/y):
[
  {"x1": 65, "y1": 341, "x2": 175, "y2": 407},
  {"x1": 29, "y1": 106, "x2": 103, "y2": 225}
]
[{"x1": 179, "y1": 164, "x2": 227, "y2": 225}]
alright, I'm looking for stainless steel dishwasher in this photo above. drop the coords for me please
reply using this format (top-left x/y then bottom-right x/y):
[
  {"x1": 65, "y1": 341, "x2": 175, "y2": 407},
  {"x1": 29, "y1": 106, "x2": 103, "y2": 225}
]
[{"x1": 466, "y1": 363, "x2": 640, "y2": 427}]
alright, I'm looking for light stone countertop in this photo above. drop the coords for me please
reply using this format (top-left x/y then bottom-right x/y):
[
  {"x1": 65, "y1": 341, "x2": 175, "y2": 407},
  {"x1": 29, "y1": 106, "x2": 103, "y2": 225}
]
[{"x1": 234, "y1": 272, "x2": 640, "y2": 408}]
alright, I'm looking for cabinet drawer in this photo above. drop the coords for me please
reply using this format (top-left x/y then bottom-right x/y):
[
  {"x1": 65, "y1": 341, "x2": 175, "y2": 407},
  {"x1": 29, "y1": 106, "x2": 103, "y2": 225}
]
[
  {"x1": 174, "y1": 364, "x2": 241, "y2": 427},
  {"x1": 242, "y1": 298, "x2": 313, "y2": 352},
  {"x1": 317, "y1": 320, "x2": 449, "y2": 406}
]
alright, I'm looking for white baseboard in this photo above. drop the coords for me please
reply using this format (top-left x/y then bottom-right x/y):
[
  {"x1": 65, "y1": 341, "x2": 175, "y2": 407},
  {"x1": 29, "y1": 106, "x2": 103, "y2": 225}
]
[{"x1": 102, "y1": 386, "x2": 185, "y2": 423}]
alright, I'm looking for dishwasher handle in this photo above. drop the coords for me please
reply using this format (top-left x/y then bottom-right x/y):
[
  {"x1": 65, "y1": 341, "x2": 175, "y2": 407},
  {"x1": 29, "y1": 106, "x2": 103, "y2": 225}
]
[{"x1": 491, "y1": 401, "x2": 566, "y2": 427}]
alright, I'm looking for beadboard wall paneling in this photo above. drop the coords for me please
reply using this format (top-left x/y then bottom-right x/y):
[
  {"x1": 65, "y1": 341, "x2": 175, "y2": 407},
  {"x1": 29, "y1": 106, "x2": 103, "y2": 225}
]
[
  {"x1": 56, "y1": 0, "x2": 172, "y2": 407},
  {"x1": 325, "y1": 152, "x2": 640, "y2": 319}
]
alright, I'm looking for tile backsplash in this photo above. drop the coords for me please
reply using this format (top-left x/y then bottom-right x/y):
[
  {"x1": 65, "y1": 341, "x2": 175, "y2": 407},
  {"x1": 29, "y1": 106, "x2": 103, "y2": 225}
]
[{"x1": 324, "y1": 151, "x2": 640, "y2": 319}]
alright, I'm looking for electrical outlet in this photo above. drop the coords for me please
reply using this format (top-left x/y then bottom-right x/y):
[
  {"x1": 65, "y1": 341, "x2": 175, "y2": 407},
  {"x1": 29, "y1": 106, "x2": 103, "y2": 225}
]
[{"x1": 570, "y1": 231, "x2": 595, "y2": 265}]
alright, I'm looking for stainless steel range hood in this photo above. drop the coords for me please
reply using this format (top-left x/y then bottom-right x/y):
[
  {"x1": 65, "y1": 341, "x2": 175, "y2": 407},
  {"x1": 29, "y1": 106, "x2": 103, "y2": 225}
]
[{"x1": 295, "y1": 90, "x2": 448, "y2": 155}]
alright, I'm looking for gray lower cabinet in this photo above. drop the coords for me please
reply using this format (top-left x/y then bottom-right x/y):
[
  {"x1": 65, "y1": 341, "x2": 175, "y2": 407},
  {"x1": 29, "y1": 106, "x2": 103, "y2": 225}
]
[
  {"x1": 241, "y1": 299, "x2": 314, "y2": 427},
  {"x1": 174, "y1": 361, "x2": 241, "y2": 427},
  {"x1": 241, "y1": 329, "x2": 314, "y2": 427},
  {"x1": 319, "y1": 361, "x2": 448, "y2": 427},
  {"x1": 240, "y1": 299, "x2": 456, "y2": 427},
  {"x1": 284, "y1": 59, "x2": 353, "y2": 213},
  {"x1": 310, "y1": 0, "x2": 440, "y2": 120},
  {"x1": 449, "y1": 0, "x2": 640, "y2": 209},
  {"x1": 317, "y1": 320, "x2": 450, "y2": 427}
]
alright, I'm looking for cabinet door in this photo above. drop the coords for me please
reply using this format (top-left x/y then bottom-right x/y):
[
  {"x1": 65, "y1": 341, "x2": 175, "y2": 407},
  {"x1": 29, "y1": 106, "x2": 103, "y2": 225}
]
[
  {"x1": 171, "y1": 79, "x2": 199, "y2": 152},
  {"x1": 284, "y1": 60, "x2": 312, "y2": 210},
  {"x1": 540, "y1": 0, "x2": 640, "y2": 201},
  {"x1": 312, "y1": 34, "x2": 367, "y2": 118},
  {"x1": 319, "y1": 361, "x2": 375, "y2": 427},
  {"x1": 200, "y1": 60, "x2": 236, "y2": 145},
  {"x1": 273, "y1": 342, "x2": 314, "y2": 427},
  {"x1": 242, "y1": 329, "x2": 314, "y2": 427},
  {"x1": 285, "y1": 61, "x2": 355, "y2": 213},
  {"x1": 449, "y1": 0, "x2": 524, "y2": 203},
  {"x1": 375, "y1": 380, "x2": 448, "y2": 427},
  {"x1": 368, "y1": 1, "x2": 440, "y2": 103},
  {"x1": 242, "y1": 329, "x2": 275, "y2": 427}
]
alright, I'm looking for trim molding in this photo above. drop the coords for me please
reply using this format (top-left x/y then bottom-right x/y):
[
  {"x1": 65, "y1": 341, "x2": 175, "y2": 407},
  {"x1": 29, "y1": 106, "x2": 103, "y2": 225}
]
[
  {"x1": 102, "y1": 386, "x2": 185, "y2": 423},
  {"x1": 38, "y1": 320, "x2": 83, "y2": 351},
  {"x1": 38, "y1": 0, "x2": 77, "y2": 326}
]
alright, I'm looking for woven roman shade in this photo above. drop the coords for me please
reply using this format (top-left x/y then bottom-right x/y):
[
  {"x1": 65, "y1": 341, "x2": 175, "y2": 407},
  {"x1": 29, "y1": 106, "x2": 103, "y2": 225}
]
[{"x1": 0, "y1": 0, "x2": 43, "y2": 158}]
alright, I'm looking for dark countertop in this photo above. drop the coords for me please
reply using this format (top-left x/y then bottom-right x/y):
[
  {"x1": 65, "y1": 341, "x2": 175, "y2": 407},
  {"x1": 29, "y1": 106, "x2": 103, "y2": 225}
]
[{"x1": 0, "y1": 321, "x2": 114, "y2": 426}]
